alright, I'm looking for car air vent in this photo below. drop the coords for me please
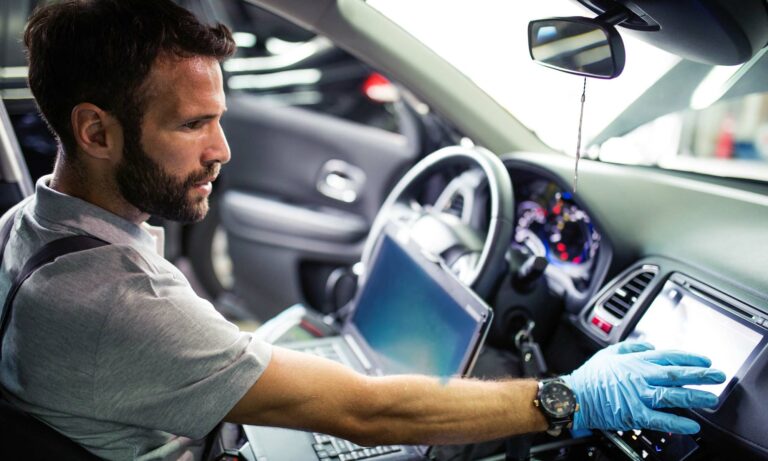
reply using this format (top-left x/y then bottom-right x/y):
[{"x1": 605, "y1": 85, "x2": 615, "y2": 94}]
[
  {"x1": 448, "y1": 194, "x2": 464, "y2": 216},
  {"x1": 601, "y1": 270, "x2": 656, "y2": 320}
]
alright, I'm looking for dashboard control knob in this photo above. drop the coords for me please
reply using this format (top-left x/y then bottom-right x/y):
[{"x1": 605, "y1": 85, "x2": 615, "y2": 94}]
[{"x1": 514, "y1": 255, "x2": 548, "y2": 291}]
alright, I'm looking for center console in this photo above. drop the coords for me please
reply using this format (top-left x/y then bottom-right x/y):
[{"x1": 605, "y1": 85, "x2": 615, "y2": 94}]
[{"x1": 576, "y1": 257, "x2": 768, "y2": 461}]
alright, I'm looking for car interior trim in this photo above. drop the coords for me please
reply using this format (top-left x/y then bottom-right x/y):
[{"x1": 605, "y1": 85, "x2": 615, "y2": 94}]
[
  {"x1": 221, "y1": 190, "x2": 369, "y2": 243},
  {"x1": 0, "y1": 98, "x2": 33, "y2": 195}
]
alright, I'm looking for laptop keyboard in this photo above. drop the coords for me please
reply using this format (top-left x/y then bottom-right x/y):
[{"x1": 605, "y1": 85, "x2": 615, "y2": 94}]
[
  {"x1": 302, "y1": 343, "x2": 404, "y2": 460},
  {"x1": 305, "y1": 344, "x2": 344, "y2": 362},
  {"x1": 312, "y1": 433, "x2": 402, "y2": 460}
]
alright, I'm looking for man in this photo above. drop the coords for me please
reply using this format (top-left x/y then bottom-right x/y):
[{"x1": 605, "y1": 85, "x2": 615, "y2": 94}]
[{"x1": 0, "y1": 1, "x2": 724, "y2": 460}]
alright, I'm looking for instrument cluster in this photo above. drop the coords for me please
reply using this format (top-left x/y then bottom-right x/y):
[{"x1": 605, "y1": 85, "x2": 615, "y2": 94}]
[{"x1": 511, "y1": 178, "x2": 601, "y2": 291}]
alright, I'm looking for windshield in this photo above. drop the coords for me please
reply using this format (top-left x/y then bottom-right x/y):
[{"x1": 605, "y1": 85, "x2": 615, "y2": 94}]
[{"x1": 369, "y1": 0, "x2": 768, "y2": 182}]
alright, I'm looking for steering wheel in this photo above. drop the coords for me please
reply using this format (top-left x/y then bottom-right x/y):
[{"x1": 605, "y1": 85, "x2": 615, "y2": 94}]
[{"x1": 361, "y1": 145, "x2": 514, "y2": 298}]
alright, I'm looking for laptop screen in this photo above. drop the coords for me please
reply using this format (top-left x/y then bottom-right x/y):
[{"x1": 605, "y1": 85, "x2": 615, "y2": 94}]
[{"x1": 349, "y1": 230, "x2": 490, "y2": 378}]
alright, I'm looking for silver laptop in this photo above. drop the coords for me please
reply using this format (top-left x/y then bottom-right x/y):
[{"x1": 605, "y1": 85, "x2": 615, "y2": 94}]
[{"x1": 243, "y1": 224, "x2": 493, "y2": 461}]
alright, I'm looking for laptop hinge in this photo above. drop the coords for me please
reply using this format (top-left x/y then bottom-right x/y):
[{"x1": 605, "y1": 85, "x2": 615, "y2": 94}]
[{"x1": 343, "y1": 334, "x2": 373, "y2": 372}]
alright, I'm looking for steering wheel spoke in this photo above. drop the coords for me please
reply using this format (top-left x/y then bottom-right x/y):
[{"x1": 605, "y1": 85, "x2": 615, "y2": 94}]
[
  {"x1": 387, "y1": 200, "x2": 424, "y2": 226},
  {"x1": 448, "y1": 251, "x2": 481, "y2": 285}
]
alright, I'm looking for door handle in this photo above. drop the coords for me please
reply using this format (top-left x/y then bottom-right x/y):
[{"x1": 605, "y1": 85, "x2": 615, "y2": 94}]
[{"x1": 316, "y1": 159, "x2": 366, "y2": 203}]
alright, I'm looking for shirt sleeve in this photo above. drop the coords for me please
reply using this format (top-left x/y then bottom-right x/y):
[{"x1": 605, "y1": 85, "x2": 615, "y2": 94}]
[{"x1": 93, "y1": 248, "x2": 272, "y2": 439}]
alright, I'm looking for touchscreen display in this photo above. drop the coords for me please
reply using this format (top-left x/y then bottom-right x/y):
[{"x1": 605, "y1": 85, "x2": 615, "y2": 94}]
[
  {"x1": 628, "y1": 280, "x2": 764, "y2": 397},
  {"x1": 351, "y1": 234, "x2": 485, "y2": 378}
]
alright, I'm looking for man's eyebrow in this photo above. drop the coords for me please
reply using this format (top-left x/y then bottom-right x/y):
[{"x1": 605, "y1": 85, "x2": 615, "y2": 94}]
[
  {"x1": 204, "y1": 106, "x2": 228, "y2": 117},
  {"x1": 185, "y1": 110, "x2": 225, "y2": 121},
  {"x1": 175, "y1": 104, "x2": 227, "y2": 122}
]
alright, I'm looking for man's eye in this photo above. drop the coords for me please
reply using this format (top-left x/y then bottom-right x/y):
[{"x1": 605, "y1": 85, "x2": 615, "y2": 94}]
[{"x1": 182, "y1": 120, "x2": 202, "y2": 130}]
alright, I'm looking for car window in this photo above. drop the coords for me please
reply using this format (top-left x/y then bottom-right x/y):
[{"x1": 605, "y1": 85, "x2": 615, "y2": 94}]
[
  {"x1": 0, "y1": 0, "x2": 37, "y2": 69},
  {"x1": 597, "y1": 72, "x2": 768, "y2": 181},
  {"x1": 367, "y1": 0, "x2": 679, "y2": 153},
  {"x1": 368, "y1": 0, "x2": 768, "y2": 183},
  {"x1": 1, "y1": 0, "x2": 56, "y2": 182},
  {"x1": 215, "y1": 0, "x2": 402, "y2": 134}
]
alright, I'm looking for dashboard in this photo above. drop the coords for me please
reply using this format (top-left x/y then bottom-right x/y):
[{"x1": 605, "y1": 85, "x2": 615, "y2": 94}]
[
  {"x1": 229, "y1": 151, "x2": 767, "y2": 461},
  {"x1": 498, "y1": 157, "x2": 768, "y2": 461}
]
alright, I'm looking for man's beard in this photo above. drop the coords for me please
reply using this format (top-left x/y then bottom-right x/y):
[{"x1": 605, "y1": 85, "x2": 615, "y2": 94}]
[{"x1": 115, "y1": 128, "x2": 218, "y2": 223}]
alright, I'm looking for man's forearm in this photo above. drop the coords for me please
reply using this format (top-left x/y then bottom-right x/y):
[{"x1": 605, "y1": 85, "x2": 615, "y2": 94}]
[
  {"x1": 225, "y1": 347, "x2": 548, "y2": 446},
  {"x1": 352, "y1": 374, "x2": 549, "y2": 446}
]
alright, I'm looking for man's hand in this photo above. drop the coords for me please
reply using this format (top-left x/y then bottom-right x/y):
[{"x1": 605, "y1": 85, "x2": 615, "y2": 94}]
[{"x1": 563, "y1": 341, "x2": 725, "y2": 434}]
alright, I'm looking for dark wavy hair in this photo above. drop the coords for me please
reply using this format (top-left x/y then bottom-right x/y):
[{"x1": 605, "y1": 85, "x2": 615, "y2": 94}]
[{"x1": 23, "y1": 0, "x2": 236, "y2": 159}]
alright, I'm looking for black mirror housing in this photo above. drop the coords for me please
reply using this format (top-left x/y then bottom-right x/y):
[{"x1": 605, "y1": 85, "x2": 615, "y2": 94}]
[{"x1": 528, "y1": 16, "x2": 626, "y2": 79}]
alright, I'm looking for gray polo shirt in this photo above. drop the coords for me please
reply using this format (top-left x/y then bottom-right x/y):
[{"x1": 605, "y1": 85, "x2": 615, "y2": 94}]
[{"x1": 0, "y1": 176, "x2": 272, "y2": 460}]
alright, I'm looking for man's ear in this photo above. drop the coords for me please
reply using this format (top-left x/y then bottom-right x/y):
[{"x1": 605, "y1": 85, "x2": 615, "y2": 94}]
[{"x1": 71, "y1": 103, "x2": 121, "y2": 161}]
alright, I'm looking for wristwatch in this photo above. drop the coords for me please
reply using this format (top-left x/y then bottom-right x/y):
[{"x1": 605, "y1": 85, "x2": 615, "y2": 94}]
[{"x1": 533, "y1": 378, "x2": 579, "y2": 436}]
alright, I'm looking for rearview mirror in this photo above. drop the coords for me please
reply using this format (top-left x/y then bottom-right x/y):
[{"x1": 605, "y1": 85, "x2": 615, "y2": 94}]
[{"x1": 528, "y1": 17, "x2": 625, "y2": 79}]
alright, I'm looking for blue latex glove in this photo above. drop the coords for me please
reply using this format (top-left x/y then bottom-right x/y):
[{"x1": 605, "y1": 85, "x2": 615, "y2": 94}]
[{"x1": 562, "y1": 341, "x2": 726, "y2": 434}]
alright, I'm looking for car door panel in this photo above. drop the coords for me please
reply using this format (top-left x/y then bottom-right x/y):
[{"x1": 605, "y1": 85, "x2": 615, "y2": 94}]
[
  {"x1": 219, "y1": 92, "x2": 418, "y2": 318},
  {"x1": 221, "y1": 191, "x2": 368, "y2": 244},
  {"x1": 221, "y1": 93, "x2": 413, "y2": 213}
]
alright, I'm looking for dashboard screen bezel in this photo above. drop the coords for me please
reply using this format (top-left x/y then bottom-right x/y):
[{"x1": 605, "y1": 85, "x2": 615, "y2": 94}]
[{"x1": 627, "y1": 272, "x2": 768, "y2": 410}]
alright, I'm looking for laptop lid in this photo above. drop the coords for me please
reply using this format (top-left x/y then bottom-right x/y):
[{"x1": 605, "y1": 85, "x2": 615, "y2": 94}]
[
  {"x1": 341, "y1": 223, "x2": 493, "y2": 379},
  {"x1": 243, "y1": 224, "x2": 494, "y2": 460}
]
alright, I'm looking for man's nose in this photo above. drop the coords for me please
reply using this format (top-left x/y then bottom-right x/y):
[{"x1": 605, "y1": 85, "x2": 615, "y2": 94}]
[{"x1": 203, "y1": 122, "x2": 231, "y2": 165}]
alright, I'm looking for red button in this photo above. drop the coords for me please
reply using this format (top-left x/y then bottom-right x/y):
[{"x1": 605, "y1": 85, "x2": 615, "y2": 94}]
[{"x1": 591, "y1": 315, "x2": 613, "y2": 334}]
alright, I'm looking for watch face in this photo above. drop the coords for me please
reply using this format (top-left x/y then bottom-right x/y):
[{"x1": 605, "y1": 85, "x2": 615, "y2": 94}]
[{"x1": 540, "y1": 381, "x2": 576, "y2": 418}]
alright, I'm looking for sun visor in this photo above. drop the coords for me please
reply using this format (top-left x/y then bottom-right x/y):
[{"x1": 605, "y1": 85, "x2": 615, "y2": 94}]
[{"x1": 575, "y1": 0, "x2": 768, "y2": 65}]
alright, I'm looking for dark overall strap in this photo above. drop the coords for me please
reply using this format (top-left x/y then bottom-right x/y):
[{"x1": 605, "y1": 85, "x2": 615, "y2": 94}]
[
  {"x1": 0, "y1": 210, "x2": 108, "y2": 461},
  {"x1": 0, "y1": 212, "x2": 109, "y2": 359}
]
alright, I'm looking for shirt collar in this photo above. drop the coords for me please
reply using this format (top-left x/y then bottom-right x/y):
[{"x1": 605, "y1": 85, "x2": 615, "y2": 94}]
[{"x1": 32, "y1": 175, "x2": 163, "y2": 254}]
